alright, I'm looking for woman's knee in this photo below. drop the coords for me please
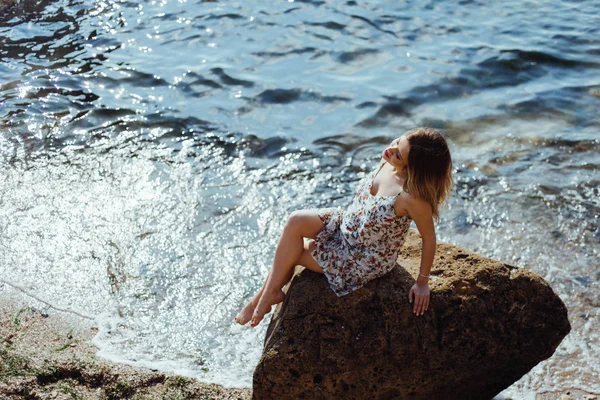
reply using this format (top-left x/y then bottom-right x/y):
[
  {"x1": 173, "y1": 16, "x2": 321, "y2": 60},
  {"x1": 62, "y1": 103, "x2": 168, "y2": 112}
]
[{"x1": 285, "y1": 209, "x2": 323, "y2": 238}]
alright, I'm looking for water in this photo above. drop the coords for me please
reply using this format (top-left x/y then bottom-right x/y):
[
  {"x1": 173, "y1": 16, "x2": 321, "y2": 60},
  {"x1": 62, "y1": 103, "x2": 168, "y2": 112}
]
[{"x1": 0, "y1": 0, "x2": 598, "y2": 396}]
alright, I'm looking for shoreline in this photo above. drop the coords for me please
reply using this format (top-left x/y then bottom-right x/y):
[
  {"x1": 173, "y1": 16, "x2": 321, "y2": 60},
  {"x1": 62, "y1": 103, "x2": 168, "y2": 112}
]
[
  {"x1": 0, "y1": 289, "x2": 597, "y2": 399},
  {"x1": 0, "y1": 289, "x2": 251, "y2": 399}
]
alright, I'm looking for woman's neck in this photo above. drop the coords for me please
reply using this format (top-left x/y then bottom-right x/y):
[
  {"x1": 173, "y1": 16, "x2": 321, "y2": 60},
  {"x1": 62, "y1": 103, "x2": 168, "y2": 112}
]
[{"x1": 390, "y1": 165, "x2": 407, "y2": 180}]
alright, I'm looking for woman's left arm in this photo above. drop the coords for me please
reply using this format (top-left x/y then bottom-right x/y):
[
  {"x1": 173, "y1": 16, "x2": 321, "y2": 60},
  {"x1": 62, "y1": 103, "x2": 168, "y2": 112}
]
[{"x1": 405, "y1": 198, "x2": 436, "y2": 316}]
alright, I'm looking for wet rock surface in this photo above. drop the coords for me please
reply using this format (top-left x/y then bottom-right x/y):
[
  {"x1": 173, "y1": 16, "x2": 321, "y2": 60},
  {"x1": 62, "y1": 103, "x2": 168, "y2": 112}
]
[{"x1": 0, "y1": 295, "x2": 251, "y2": 400}]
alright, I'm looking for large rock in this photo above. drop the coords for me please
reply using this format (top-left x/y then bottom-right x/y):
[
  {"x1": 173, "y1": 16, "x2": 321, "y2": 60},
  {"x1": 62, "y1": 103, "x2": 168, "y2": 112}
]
[{"x1": 253, "y1": 230, "x2": 571, "y2": 400}]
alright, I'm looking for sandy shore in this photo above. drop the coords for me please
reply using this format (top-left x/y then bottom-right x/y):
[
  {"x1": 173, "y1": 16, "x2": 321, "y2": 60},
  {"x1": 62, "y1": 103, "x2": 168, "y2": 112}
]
[
  {"x1": 0, "y1": 290, "x2": 251, "y2": 400},
  {"x1": 0, "y1": 289, "x2": 597, "y2": 400}
]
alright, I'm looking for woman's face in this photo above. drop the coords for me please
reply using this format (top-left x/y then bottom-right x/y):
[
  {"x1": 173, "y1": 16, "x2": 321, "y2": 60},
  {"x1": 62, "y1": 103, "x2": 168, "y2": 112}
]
[{"x1": 382, "y1": 135, "x2": 410, "y2": 173}]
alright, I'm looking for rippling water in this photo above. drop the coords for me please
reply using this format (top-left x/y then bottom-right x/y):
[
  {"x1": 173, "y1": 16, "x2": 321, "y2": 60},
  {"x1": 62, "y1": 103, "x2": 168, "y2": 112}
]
[{"x1": 1, "y1": 0, "x2": 599, "y2": 397}]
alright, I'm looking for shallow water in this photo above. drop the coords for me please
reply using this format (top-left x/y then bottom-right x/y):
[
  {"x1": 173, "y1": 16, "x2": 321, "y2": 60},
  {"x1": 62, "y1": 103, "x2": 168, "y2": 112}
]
[{"x1": 0, "y1": 0, "x2": 599, "y2": 396}]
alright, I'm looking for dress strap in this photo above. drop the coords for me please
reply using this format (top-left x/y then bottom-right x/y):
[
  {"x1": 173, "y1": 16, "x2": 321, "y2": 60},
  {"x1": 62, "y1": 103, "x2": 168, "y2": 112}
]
[
  {"x1": 375, "y1": 159, "x2": 386, "y2": 174},
  {"x1": 368, "y1": 160, "x2": 387, "y2": 190}
]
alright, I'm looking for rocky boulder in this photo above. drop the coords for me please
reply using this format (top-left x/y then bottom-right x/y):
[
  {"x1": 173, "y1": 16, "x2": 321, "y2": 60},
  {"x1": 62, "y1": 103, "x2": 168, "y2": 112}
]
[{"x1": 253, "y1": 230, "x2": 571, "y2": 400}]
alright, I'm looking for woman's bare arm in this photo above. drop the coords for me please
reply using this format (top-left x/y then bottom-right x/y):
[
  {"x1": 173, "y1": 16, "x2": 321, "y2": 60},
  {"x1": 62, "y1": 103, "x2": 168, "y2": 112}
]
[{"x1": 403, "y1": 195, "x2": 436, "y2": 315}]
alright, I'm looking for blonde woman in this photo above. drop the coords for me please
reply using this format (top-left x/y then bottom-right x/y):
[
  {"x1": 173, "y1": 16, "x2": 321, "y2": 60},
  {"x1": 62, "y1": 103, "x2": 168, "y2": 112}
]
[{"x1": 235, "y1": 127, "x2": 453, "y2": 327}]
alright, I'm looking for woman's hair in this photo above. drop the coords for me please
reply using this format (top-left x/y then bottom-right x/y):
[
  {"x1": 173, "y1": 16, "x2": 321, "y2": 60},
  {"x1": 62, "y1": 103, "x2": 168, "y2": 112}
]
[{"x1": 403, "y1": 127, "x2": 453, "y2": 221}]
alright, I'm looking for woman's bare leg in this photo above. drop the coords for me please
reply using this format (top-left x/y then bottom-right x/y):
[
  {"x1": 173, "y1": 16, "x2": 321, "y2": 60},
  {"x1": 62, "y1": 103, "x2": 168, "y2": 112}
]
[
  {"x1": 234, "y1": 210, "x2": 324, "y2": 326},
  {"x1": 233, "y1": 239, "x2": 322, "y2": 325},
  {"x1": 249, "y1": 211, "x2": 324, "y2": 327}
]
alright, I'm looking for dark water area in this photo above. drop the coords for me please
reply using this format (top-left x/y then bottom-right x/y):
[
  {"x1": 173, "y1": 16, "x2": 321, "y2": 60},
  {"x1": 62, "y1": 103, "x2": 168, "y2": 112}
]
[{"x1": 1, "y1": 0, "x2": 599, "y2": 396}]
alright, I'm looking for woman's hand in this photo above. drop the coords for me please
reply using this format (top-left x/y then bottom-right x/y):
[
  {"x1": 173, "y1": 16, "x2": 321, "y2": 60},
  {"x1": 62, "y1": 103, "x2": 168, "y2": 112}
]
[{"x1": 409, "y1": 282, "x2": 430, "y2": 316}]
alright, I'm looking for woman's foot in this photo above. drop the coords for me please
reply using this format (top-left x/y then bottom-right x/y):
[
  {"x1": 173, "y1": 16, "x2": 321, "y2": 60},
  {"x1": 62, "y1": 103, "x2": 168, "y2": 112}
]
[
  {"x1": 233, "y1": 298, "x2": 259, "y2": 325},
  {"x1": 250, "y1": 290, "x2": 286, "y2": 327}
]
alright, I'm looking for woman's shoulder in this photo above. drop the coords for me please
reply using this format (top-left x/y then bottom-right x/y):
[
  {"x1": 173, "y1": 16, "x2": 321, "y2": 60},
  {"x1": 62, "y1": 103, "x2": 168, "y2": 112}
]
[{"x1": 394, "y1": 191, "x2": 432, "y2": 218}]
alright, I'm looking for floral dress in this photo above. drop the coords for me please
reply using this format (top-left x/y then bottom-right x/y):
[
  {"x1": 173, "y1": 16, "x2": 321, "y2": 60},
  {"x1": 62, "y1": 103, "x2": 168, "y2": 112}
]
[{"x1": 310, "y1": 161, "x2": 412, "y2": 296}]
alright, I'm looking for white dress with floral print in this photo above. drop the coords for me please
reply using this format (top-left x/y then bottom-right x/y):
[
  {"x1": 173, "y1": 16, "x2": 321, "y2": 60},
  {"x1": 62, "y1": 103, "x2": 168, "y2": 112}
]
[{"x1": 310, "y1": 161, "x2": 412, "y2": 296}]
